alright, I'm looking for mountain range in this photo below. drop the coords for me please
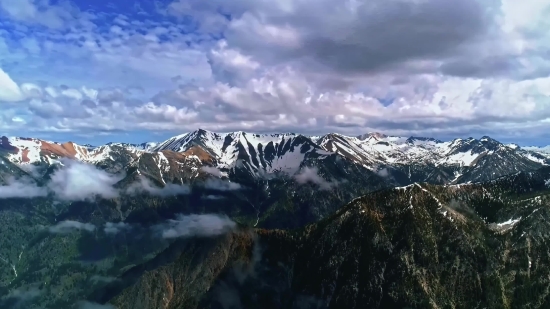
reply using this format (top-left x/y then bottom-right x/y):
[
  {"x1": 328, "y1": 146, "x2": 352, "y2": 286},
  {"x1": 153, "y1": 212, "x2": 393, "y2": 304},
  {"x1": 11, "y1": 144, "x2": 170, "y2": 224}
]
[
  {"x1": 2, "y1": 129, "x2": 550, "y2": 308},
  {"x1": 2, "y1": 129, "x2": 550, "y2": 186}
]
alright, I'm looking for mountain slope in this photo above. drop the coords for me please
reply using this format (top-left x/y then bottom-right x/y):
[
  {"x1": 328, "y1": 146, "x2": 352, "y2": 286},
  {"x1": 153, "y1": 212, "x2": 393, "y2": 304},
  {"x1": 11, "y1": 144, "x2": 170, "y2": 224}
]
[{"x1": 94, "y1": 167, "x2": 550, "y2": 309}]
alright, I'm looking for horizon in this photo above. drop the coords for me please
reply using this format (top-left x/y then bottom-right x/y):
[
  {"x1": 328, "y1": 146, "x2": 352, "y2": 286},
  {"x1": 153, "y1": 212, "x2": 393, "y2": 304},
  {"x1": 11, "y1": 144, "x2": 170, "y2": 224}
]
[
  {"x1": 4, "y1": 128, "x2": 550, "y2": 148},
  {"x1": 1, "y1": 1, "x2": 549, "y2": 147}
]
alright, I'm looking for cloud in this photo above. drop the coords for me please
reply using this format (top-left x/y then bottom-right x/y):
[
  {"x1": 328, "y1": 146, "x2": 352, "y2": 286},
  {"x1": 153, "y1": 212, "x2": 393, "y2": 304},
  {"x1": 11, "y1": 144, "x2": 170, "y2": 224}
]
[
  {"x1": 0, "y1": 0, "x2": 550, "y2": 145},
  {"x1": 48, "y1": 220, "x2": 96, "y2": 234},
  {"x1": 103, "y1": 222, "x2": 131, "y2": 235},
  {"x1": 376, "y1": 168, "x2": 390, "y2": 178},
  {"x1": 201, "y1": 166, "x2": 225, "y2": 177},
  {"x1": 125, "y1": 176, "x2": 191, "y2": 197},
  {"x1": 0, "y1": 68, "x2": 24, "y2": 102},
  {"x1": 47, "y1": 159, "x2": 122, "y2": 201},
  {"x1": 0, "y1": 177, "x2": 47, "y2": 199},
  {"x1": 0, "y1": 162, "x2": 194, "y2": 201},
  {"x1": 294, "y1": 167, "x2": 337, "y2": 190},
  {"x1": 202, "y1": 178, "x2": 242, "y2": 191},
  {"x1": 204, "y1": 194, "x2": 225, "y2": 200},
  {"x1": 155, "y1": 214, "x2": 236, "y2": 239},
  {"x1": 89, "y1": 275, "x2": 119, "y2": 284},
  {"x1": 0, "y1": 0, "x2": 76, "y2": 29},
  {"x1": 0, "y1": 287, "x2": 41, "y2": 308}
]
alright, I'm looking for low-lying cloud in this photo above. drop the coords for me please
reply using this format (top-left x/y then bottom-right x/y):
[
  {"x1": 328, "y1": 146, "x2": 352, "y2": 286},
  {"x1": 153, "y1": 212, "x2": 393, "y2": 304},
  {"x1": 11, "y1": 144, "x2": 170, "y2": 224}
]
[
  {"x1": 0, "y1": 176, "x2": 47, "y2": 198},
  {"x1": 0, "y1": 160, "x2": 195, "y2": 200},
  {"x1": 376, "y1": 168, "x2": 390, "y2": 178},
  {"x1": 294, "y1": 167, "x2": 337, "y2": 190},
  {"x1": 201, "y1": 166, "x2": 226, "y2": 177},
  {"x1": 202, "y1": 178, "x2": 242, "y2": 191},
  {"x1": 155, "y1": 214, "x2": 237, "y2": 239},
  {"x1": 125, "y1": 176, "x2": 191, "y2": 197},
  {"x1": 48, "y1": 159, "x2": 123, "y2": 201},
  {"x1": 103, "y1": 222, "x2": 132, "y2": 235},
  {"x1": 89, "y1": 275, "x2": 119, "y2": 284},
  {"x1": 0, "y1": 287, "x2": 41, "y2": 308},
  {"x1": 48, "y1": 220, "x2": 96, "y2": 234}
]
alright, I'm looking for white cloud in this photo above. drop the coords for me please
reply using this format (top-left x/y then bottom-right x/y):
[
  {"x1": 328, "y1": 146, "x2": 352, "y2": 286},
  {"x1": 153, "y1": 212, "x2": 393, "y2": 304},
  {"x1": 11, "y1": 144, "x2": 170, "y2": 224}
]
[
  {"x1": 125, "y1": 176, "x2": 191, "y2": 197},
  {"x1": 202, "y1": 178, "x2": 242, "y2": 191},
  {"x1": 48, "y1": 220, "x2": 96, "y2": 234},
  {"x1": 47, "y1": 159, "x2": 123, "y2": 201},
  {"x1": 0, "y1": 68, "x2": 25, "y2": 102},
  {"x1": 1, "y1": 287, "x2": 41, "y2": 307},
  {"x1": 104, "y1": 222, "x2": 131, "y2": 235},
  {"x1": 0, "y1": 0, "x2": 75, "y2": 29},
  {"x1": 155, "y1": 214, "x2": 236, "y2": 239},
  {"x1": 0, "y1": 177, "x2": 47, "y2": 198},
  {"x1": 201, "y1": 166, "x2": 225, "y2": 177},
  {"x1": 294, "y1": 167, "x2": 337, "y2": 190},
  {"x1": 376, "y1": 168, "x2": 390, "y2": 178}
]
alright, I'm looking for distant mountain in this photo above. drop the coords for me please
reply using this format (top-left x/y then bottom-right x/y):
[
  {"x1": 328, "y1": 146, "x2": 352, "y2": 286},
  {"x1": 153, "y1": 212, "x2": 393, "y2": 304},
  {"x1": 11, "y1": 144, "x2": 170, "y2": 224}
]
[{"x1": 2, "y1": 129, "x2": 549, "y2": 186}]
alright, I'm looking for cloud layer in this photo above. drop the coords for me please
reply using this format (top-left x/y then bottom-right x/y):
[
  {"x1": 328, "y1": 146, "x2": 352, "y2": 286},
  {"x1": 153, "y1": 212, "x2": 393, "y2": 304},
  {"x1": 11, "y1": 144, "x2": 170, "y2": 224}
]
[
  {"x1": 0, "y1": 160, "x2": 193, "y2": 200},
  {"x1": 0, "y1": 0, "x2": 550, "y2": 143}
]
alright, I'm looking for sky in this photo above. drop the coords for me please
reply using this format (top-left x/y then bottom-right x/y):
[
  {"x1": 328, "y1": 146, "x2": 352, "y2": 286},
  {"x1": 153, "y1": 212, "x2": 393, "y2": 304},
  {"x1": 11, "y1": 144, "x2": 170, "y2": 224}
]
[{"x1": 0, "y1": 0, "x2": 549, "y2": 146}]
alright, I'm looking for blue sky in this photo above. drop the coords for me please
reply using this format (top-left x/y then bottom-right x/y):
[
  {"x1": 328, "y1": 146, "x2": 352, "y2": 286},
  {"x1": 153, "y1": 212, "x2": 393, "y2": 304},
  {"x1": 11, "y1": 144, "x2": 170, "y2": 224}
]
[{"x1": 1, "y1": 0, "x2": 550, "y2": 146}]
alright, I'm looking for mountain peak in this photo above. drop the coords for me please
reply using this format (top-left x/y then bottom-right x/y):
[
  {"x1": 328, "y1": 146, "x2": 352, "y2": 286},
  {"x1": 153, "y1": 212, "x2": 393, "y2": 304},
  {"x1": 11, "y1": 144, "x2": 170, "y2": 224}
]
[{"x1": 356, "y1": 132, "x2": 387, "y2": 141}]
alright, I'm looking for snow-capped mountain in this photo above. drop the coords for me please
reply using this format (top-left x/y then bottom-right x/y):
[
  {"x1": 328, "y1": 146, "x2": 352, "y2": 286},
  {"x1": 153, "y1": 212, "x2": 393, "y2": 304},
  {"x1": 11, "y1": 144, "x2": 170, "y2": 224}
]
[
  {"x1": 152, "y1": 129, "x2": 330, "y2": 176},
  {"x1": 2, "y1": 129, "x2": 550, "y2": 187}
]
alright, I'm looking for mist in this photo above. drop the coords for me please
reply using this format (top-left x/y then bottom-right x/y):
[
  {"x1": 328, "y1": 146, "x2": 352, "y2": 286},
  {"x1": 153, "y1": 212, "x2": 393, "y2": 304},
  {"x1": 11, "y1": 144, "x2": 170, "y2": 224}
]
[
  {"x1": 103, "y1": 222, "x2": 131, "y2": 235},
  {"x1": 294, "y1": 167, "x2": 337, "y2": 190},
  {"x1": 376, "y1": 168, "x2": 390, "y2": 178},
  {"x1": 201, "y1": 166, "x2": 226, "y2": 177},
  {"x1": 0, "y1": 160, "x2": 194, "y2": 200},
  {"x1": 202, "y1": 178, "x2": 242, "y2": 191},
  {"x1": 125, "y1": 176, "x2": 191, "y2": 197},
  {"x1": 0, "y1": 176, "x2": 47, "y2": 198},
  {"x1": 154, "y1": 214, "x2": 237, "y2": 239},
  {"x1": 48, "y1": 220, "x2": 96, "y2": 234},
  {"x1": 48, "y1": 159, "x2": 123, "y2": 201},
  {"x1": 0, "y1": 287, "x2": 41, "y2": 309}
]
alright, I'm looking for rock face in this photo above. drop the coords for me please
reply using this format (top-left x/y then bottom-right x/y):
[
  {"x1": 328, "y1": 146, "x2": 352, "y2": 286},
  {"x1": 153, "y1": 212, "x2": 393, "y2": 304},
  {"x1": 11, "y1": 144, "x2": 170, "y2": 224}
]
[{"x1": 95, "y1": 167, "x2": 550, "y2": 309}]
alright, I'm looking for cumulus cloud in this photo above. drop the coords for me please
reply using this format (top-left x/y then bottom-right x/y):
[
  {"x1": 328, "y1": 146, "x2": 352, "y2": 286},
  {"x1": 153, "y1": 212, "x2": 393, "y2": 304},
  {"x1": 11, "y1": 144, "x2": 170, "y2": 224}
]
[
  {"x1": 103, "y1": 222, "x2": 131, "y2": 235},
  {"x1": 48, "y1": 220, "x2": 96, "y2": 234},
  {"x1": 1, "y1": 0, "x2": 550, "y2": 144},
  {"x1": 125, "y1": 176, "x2": 191, "y2": 197},
  {"x1": 47, "y1": 159, "x2": 122, "y2": 201},
  {"x1": 294, "y1": 167, "x2": 337, "y2": 190},
  {"x1": 155, "y1": 214, "x2": 236, "y2": 239},
  {"x1": 0, "y1": 177, "x2": 47, "y2": 198}
]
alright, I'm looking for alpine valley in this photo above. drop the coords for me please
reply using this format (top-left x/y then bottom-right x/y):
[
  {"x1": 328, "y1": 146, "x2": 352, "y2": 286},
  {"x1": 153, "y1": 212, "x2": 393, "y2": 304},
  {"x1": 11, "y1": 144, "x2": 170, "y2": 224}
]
[{"x1": 1, "y1": 129, "x2": 550, "y2": 308}]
